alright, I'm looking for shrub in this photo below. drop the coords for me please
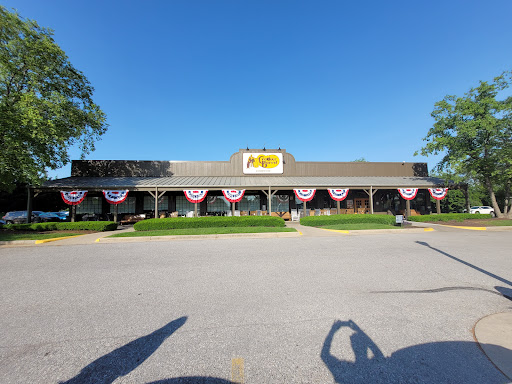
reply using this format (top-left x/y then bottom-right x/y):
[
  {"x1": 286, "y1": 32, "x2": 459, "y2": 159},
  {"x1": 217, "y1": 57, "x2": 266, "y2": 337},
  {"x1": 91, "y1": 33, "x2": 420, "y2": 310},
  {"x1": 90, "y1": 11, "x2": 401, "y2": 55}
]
[
  {"x1": 408, "y1": 213, "x2": 492, "y2": 222},
  {"x1": 300, "y1": 214, "x2": 396, "y2": 227},
  {"x1": 3, "y1": 221, "x2": 118, "y2": 231},
  {"x1": 134, "y1": 216, "x2": 285, "y2": 231}
]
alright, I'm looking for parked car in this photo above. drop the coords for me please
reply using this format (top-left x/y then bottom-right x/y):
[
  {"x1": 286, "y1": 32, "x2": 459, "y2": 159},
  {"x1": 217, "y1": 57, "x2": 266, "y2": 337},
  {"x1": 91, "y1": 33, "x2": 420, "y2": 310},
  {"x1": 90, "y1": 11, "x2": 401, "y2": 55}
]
[
  {"x1": 38, "y1": 212, "x2": 64, "y2": 222},
  {"x1": 470, "y1": 206, "x2": 495, "y2": 216},
  {"x1": 2, "y1": 211, "x2": 45, "y2": 224}
]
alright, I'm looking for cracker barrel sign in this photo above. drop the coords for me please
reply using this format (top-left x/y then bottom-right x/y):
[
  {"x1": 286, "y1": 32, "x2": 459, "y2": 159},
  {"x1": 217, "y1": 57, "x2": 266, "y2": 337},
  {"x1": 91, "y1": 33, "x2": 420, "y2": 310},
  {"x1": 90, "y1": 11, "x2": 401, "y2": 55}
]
[{"x1": 243, "y1": 153, "x2": 283, "y2": 174}]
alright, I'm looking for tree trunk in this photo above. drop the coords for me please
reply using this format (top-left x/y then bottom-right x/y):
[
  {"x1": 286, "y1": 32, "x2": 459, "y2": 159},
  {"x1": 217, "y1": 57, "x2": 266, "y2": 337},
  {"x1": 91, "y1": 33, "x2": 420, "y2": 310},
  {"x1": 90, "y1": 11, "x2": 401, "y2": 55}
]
[
  {"x1": 504, "y1": 179, "x2": 511, "y2": 218},
  {"x1": 485, "y1": 176, "x2": 503, "y2": 218}
]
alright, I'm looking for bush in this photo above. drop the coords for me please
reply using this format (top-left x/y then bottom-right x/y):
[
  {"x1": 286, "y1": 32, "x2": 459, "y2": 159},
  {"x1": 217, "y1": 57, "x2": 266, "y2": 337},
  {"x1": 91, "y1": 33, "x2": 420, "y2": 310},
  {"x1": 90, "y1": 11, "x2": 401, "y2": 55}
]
[
  {"x1": 134, "y1": 216, "x2": 285, "y2": 231},
  {"x1": 3, "y1": 221, "x2": 118, "y2": 231},
  {"x1": 408, "y1": 213, "x2": 492, "y2": 222},
  {"x1": 300, "y1": 214, "x2": 396, "y2": 227}
]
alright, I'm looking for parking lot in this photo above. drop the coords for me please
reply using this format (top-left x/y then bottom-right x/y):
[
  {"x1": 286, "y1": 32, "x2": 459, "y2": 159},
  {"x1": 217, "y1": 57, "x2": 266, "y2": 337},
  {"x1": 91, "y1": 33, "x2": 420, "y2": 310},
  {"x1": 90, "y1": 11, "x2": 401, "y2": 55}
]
[{"x1": 0, "y1": 229, "x2": 511, "y2": 383}]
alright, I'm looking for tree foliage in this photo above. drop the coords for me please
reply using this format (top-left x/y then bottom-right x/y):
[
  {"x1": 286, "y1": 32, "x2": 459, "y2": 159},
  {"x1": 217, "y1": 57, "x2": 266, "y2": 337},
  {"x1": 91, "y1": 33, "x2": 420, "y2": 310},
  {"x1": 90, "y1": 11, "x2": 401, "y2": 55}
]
[
  {"x1": 0, "y1": 6, "x2": 107, "y2": 192},
  {"x1": 417, "y1": 71, "x2": 512, "y2": 217}
]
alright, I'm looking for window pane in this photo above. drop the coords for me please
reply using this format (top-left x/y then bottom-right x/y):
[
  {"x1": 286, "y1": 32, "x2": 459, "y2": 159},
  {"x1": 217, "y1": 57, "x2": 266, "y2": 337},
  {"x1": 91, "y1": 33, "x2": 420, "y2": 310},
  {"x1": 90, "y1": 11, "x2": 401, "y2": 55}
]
[
  {"x1": 76, "y1": 197, "x2": 102, "y2": 214},
  {"x1": 239, "y1": 195, "x2": 260, "y2": 211},
  {"x1": 143, "y1": 195, "x2": 169, "y2": 211},
  {"x1": 114, "y1": 197, "x2": 136, "y2": 214},
  {"x1": 207, "y1": 196, "x2": 231, "y2": 212}
]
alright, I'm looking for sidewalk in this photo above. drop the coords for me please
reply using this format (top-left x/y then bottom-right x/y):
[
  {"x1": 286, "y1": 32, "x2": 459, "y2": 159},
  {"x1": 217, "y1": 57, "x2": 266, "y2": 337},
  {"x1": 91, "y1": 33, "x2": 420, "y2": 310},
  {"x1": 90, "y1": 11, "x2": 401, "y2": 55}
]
[{"x1": 474, "y1": 312, "x2": 512, "y2": 380}]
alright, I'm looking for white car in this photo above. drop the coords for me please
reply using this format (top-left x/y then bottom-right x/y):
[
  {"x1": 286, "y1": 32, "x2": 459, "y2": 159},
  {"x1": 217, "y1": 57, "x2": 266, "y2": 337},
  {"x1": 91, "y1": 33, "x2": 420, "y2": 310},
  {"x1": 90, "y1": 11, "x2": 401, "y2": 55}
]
[{"x1": 470, "y1": 206, "x2": 495, "y2": 216}]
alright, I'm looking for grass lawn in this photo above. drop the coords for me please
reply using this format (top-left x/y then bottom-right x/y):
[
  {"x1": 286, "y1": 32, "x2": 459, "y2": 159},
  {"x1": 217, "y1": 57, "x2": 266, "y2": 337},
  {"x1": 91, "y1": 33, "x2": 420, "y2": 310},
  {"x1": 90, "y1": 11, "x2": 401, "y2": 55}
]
[
  {"x1": 321, "y1": 223, "x2": 403, "y2": 231},
  {"x1": 109, "y1": 227, "x2": 297, "y2": 237},
  {"x1": 432, "y1": 219, "x2": 512, "y2": 227},
  {"x1": 0, "y1": 232, "x2": 84, "y2": 241}
]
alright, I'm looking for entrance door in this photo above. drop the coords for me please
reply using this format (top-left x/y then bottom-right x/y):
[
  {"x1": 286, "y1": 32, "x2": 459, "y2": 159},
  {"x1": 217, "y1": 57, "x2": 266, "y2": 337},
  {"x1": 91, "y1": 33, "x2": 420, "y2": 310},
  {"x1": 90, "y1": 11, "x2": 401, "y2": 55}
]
[{"x1": 355, "y1": 198, "x2": 369, "y2": 214}]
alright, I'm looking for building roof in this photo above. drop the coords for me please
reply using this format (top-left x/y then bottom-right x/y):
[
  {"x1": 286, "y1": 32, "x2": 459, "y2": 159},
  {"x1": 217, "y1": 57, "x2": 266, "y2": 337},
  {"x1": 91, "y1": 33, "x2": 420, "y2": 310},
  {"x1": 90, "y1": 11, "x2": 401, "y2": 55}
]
[{"x1": 40, "y1": 175, "x2": 447, "y2": 191}]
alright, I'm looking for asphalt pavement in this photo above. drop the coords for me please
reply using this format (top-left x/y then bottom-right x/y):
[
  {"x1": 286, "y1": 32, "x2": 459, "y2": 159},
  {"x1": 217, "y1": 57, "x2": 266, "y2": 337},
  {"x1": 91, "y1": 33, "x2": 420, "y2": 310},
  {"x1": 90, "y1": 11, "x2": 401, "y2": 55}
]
[{"x1": 0, "y1": 226, "x2": 511, "y2": 383}]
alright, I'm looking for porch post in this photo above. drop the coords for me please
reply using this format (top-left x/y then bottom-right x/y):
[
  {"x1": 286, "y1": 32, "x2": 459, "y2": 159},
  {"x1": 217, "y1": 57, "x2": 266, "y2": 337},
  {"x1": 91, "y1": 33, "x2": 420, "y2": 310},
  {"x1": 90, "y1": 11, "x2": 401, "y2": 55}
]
[
  {"x1": 268, "y1": 186, "x2": 271, "y2": 215},
  {"x1": 336, "y1": 200, "x2": 340, "y2": 215},
  {"x1": 436, "y1": 199, "x2": 441, "y2": 214},
  {"x1": 71, "y1": 205, "x2": 76, "y2": 222},
  {"x1": 113, "y1": 203, "x2": 118, "y2": 223},
  {"x1": 194, "y1": 202, "x2": 198, "y2": 217},
  {"x1": 370, "y1": 186, "x2": 374, "y2": 214},
  {"x1": 155, "y1": 187, "x2": 158, "y2": 219},
  {"x1": 232, "y1": 202, "x2": 235, "y2": 216},
  {"x1": 406, "y1": 199, "x2": 411, "y2": 218}
]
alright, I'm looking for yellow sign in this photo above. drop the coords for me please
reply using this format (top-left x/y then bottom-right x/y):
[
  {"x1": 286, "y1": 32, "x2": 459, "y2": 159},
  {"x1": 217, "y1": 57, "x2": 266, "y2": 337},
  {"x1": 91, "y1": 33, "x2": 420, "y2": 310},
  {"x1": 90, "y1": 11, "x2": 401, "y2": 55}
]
[{"x1": 248, "y1": 154, "x2": 280, "y2": 169}]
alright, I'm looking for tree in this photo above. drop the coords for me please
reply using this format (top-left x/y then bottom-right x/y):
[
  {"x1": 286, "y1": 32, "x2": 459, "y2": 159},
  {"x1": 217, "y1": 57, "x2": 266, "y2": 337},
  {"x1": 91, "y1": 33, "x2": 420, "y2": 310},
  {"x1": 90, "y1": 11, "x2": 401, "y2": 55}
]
[
  {"x1": 416, "y1": 71, "x2": 512, "y2": 218},
  {"x1": 0, "y1": 6, "x2": 107, "y2": 192}
]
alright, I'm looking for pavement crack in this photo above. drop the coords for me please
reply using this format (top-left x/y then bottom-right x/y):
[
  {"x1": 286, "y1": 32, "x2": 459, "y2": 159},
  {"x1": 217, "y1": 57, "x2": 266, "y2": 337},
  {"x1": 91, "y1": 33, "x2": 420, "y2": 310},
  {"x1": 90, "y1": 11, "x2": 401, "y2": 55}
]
[{"x1": 371, "y1": 286, "x2": 512, "y2": 300}]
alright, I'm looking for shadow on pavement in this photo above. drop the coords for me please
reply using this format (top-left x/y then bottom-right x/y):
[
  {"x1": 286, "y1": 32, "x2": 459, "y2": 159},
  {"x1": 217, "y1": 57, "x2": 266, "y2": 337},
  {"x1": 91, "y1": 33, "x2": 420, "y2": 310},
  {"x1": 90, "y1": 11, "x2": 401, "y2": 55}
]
[
  {"x1": 322, "y1": 319, "x2": 510, "y2": 383},
  {"x1": 148, "y1": 378, "x2": 235, "y2": 383},
  {"x1": 61, "y1": 317, "x2": 187, "y2": 384}
]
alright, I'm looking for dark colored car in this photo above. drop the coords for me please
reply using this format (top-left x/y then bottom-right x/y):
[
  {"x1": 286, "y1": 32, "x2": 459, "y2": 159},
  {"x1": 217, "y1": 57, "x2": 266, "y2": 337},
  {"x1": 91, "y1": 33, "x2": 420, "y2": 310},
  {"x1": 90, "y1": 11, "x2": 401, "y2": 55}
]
[
  {"x1": 38, "y1": 212, "x2": 64, "y2": 222},
  {"x1": 2, "y1": 211, "x2": 45, "y2": 224}
]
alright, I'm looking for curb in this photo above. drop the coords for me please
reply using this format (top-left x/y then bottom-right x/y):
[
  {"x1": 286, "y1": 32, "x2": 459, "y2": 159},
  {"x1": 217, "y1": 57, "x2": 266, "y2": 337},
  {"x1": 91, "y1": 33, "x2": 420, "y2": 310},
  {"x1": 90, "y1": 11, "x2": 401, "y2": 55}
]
[
  {"x1": 97, "y1": 231, "x2": 301, "y2": 243},
  {"x1": 0, "y1": 240, "x2": 36, "y2": 246},
  {"x1": 319, "y1": 227, "x2": 434, "y2": 235},
  {"x1": 34, "y1": 235, "x2": 85, "y2": 244}
]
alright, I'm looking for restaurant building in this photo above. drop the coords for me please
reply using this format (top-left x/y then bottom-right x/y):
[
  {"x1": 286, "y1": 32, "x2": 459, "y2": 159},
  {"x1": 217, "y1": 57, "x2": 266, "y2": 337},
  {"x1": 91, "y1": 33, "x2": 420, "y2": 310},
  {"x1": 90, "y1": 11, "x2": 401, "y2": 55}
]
[{"x1": 39, "y1": 148, "x2": 450, "y2": 221}]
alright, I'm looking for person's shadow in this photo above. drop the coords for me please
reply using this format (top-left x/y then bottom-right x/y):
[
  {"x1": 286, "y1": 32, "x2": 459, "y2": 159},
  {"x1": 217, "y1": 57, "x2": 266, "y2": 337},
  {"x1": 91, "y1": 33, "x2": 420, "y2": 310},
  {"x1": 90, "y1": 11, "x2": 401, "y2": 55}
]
[
  {"x1": 321, "y1": 319, "x2": 510, "y2": 383},
  {"x1": 61, "y1": 317, "x2": 187, "y2": 384}
]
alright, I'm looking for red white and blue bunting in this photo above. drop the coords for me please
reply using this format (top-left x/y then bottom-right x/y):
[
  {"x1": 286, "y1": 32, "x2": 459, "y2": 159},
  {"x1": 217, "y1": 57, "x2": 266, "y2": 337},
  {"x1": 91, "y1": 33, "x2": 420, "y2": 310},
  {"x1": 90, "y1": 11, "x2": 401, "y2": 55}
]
[
  {"x1": 428, "y1": 188, "x2": 448, "y2": 200},
  {"x1": 293, "y1": 189, "x2": 316, "y2": 202},
  {"x1": 222, "y1": 189, "x2": 245, "y2": 203},
  {"x1": 398, "y1": 188, "x2": 418, "y2": 200},
  {"x1": 60, "y1": 191, "x2": 88, "y2": 205},
  {"x1": 184, "y1": 190, "x2": 208, "y2": 203},
  {"x1": 328, "y1": 189, "x2": 350, "y2": 201},
  {"x1": 103, "y1": 190, "x2": 129, "y2": 205}
]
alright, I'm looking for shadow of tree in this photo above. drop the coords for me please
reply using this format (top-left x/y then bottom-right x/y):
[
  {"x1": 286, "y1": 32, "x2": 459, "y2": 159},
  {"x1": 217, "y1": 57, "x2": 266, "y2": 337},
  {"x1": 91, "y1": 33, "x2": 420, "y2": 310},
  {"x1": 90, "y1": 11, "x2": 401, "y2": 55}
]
[
  {"x1": 61, "y1": 317, "x2": 187, "y2": 384},
  {"x1": 322, "y1": 319, "x2": 510, "y2": 383},
  {"x1": 148, "y1": 378, "x2": 235, "y2": 383}
]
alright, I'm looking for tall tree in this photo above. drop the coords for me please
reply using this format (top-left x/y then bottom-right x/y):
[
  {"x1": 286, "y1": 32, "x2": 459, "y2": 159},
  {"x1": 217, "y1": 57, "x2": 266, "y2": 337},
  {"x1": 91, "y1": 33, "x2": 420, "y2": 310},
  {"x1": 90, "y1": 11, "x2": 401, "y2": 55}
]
[
  {"x1": 416, "y1": 71, "x2": 512, "y2": 218},
  {"x1": 0, "y1": 6, "x2": 107, "y2": 192}
]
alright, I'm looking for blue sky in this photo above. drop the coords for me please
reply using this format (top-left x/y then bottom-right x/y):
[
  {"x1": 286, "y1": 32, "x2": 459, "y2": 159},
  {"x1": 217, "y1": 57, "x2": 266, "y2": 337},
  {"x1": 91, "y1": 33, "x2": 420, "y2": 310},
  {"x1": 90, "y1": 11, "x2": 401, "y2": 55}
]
[{"x1": 3, "y1": 0, "x2": 512, "y2": 178}]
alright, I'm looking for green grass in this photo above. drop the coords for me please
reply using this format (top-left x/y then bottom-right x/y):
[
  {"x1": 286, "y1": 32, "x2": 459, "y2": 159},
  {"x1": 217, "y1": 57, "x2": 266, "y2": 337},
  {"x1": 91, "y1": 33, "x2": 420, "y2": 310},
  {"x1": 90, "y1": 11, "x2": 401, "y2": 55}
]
[
  {"x1": 321, "y1": 223, "x2": 402, "y2": 230},
  {"x1": 109, "y1": 227, "x2": 297, "y2": 237},
  {"x1": 483, "y1": 219, "x2": 512, "y2": 226},
  {"x1": 408, "y1": 213, "x2": 492, "y2": 222},
  {"x1": 0, "y1": 232, "x2": 84, "y2": 241}
]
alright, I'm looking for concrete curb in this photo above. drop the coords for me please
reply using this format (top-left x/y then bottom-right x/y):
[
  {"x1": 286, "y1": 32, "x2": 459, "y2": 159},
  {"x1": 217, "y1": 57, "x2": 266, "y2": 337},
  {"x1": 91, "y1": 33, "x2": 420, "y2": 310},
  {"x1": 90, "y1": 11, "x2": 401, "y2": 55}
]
[
  {"x1": 320, "y1": 227, "x2": 434, "y2": 235},
  {"x1": 474, "y1": 312, "x2": 512, "y2": 380},
  {"x1": 0, "y1": 240, "x2": 35, "y2": 246},
  {"x1": 97, "y1": 231, "x2": 301, "y2": 243},
  {"x1": 34, "y1": 235, "x2": 85, "y2": 244}
]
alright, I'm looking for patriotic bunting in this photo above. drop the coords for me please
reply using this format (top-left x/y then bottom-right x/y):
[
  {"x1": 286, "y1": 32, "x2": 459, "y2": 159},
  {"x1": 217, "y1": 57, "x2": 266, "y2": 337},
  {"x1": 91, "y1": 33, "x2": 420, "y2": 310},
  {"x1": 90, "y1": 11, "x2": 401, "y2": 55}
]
[
  {"x1": 103, "y1": 190, "x2": 129, "y2": 204},
  {"x1": 222, "y1": 190, "x2": 245, "y2": 203},
  {"x1": 60, "y1": 191, "x2": 87, "y2": 205},
  {"x1": 398, "y1": 188, "x2": 418, "y2": 200},
  {"x1": 184, "y1": 190, "x2": 208, "y2": 203},
  {"x1": 293, "y1": 189, "x2": 316, "y2": 202},
  {"x1": 428, "y1": 188, "x2": 448, "y2": 200},
  {"x1": 328, "y1": 189, "x2": 350, "y2": 201}
]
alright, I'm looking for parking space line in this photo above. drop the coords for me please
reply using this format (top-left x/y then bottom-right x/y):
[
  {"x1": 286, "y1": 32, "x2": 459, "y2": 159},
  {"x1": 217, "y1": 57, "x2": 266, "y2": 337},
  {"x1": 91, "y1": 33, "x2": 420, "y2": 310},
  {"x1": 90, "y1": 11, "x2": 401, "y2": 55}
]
[{"x1": 231, "y1": 357, "x2": 244, "y2": 384}]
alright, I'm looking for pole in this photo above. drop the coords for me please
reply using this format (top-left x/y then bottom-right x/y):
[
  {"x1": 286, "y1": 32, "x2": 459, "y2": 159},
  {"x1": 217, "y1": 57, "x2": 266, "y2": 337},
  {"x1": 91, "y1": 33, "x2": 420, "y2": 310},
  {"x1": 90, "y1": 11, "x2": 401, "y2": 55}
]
[
  {"x1": 436, "y1": 199, "x2": 441, "y2": 214},
  {"x1": 26, "y1": 185, "x2": 33, "y2": 224},
  {"x1": 194, "y1": 202, "x2": 198, "y2": 217},
  {"x1": 370, "y1": 186, "x2": 374, "y2": 214},
  {"x1": 114, "y1": 203, "x2": 118, "y2": 223},
  {"x1": 71, "y1": 205, "x2": 76, "y2": 222},
  {"x1": 268, "y1": 187, "x2": 271, "y2": 215},
  {"x1": 232, "y1": 202, "x2": 235, "y2": 216},
  {"x1": 406, "y1": 199, "x2": 411, "y2": 219},
  {"x1": 155, "y1": 187, "x2": 159, "y2": 219},
  {"x1": 336, "y1": 200, "x2": 340, "y2": 215}
]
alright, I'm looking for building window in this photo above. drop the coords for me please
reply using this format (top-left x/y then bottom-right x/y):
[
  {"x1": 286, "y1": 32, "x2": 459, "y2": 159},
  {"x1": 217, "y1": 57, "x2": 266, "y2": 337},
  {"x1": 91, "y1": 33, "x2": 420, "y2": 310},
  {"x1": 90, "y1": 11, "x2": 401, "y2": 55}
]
[
  {"x1": 271, "y1": 195, "x2": 289, "y2": 212},
  {"x1": 113, "y1": 197, "x2": 136, "y2": 214},
  {"x1": 76, "y1": 196, "x2": 102, "y2": 214},
  {"x1": 239, "y1": 195, "x2": 260, "y2": 212},
  {"x1": 207, "y1": 196, "x2": 231, "y2": 213},
  {"x1": 143, "y1": 195, "x2": 169, "y2": 211},
  {"x1": 176, "y1": 195, "x2": 197, "y2": 215}
]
